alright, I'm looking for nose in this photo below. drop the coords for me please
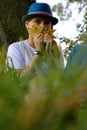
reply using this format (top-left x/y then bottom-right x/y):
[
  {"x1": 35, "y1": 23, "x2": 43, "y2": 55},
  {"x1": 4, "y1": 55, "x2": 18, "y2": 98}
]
[{"x1": 40, "y1": 22, "x2": 45, "y2": 27}]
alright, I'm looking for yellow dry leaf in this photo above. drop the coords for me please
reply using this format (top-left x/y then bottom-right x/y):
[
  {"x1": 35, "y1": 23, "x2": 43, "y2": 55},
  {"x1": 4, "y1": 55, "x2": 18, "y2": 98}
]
[
  {"x1": 43, "y1": 27, "x2": 56, "y2": 38},
  {"x1": 28, "y1": 24, "x2": 42, "y2": 34},
  {"x1": 28, "y1": 24, "x2": 56, "y2": 38}
]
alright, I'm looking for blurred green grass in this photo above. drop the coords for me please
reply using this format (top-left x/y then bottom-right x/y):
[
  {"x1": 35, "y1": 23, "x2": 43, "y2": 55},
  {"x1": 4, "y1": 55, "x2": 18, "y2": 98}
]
[{"x1": 0, "y1": 47, "x2": 87, "y2": 130}]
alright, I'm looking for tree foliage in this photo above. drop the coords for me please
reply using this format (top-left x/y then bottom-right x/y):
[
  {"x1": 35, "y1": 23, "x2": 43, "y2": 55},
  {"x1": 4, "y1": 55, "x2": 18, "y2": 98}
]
[{"x1": 52, "y1": 0, "x2": 87, "y2": 58}]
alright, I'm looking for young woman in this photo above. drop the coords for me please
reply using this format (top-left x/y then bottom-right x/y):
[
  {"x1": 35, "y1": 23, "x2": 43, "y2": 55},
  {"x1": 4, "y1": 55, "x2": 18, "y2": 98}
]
[{"x1": 6, "y1": 2, "x2": 64, "y2": 76}]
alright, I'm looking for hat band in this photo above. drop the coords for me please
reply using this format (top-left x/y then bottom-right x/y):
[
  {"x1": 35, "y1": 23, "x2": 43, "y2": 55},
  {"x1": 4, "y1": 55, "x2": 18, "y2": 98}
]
[{"x1": 28, "y1": 11, "x2": 52, "y2": 16}]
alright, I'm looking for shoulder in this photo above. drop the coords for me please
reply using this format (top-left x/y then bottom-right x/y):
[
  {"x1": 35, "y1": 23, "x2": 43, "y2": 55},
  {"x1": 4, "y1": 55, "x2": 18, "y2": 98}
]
[
  {"x1": 70, "y1": 43, "x2": 87, "y2": 52},
  {"x1": 70, "y1": 43, "x2": 87, "y2": 56},
  {"x1": 7, "y1": 40, "x2": 27, "y2": 52},
  {"x1": 70, "y1": 44, "x2": 80, "y2": 54},
  {"x1": 66, "y1": 44, "x2": 80, "y2": 60},
  {"x1": 8, "y1": 40, "x2": 26, "y2": 48},
  {"x1": 7, "y1": 40, "x2": 27, "y2": 58}
]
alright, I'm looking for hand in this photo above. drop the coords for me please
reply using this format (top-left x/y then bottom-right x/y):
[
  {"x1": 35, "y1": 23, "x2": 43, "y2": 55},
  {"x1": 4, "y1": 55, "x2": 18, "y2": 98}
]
[
  {"x1": 44, "y1": 35, "x2": 60, "y2": 59},
  {"x1": 44, "y1": 33, "x2": 53, "y2": 44},
  {"x1": 44, "y1": 33, "x2": 53, "y2": 54},
  {"x1": 33, "y1": 33, "x2": 46, "y2": 52}
]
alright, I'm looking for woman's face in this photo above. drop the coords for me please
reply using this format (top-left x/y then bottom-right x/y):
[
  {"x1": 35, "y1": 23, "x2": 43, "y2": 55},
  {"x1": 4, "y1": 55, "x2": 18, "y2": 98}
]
[{"x1": 25, "y1": 16, "x2": 52, "y2": 33}]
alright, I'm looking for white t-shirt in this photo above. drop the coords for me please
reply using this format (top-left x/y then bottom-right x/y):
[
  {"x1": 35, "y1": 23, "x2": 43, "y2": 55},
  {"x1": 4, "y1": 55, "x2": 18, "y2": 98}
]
[
  {"x1": 6, "y1": 40, "x2": 35, "y2": 69},
  {"x1": 6, "y1": 40, "x2": 64, "y2": 70}
]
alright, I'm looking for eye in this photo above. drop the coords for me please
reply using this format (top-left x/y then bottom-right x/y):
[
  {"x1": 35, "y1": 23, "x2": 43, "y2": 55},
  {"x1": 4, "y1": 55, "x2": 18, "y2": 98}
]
[
  {"x1": 34, "y1": 19, "x2": 41, "y2": 24},
  {"x1": 45, "y1": 21, "x2": 50, "y2": 25},
  {"x1": 45, "y1": 21, "x2": 51, "y2": 26},
  {"x1": 45, "y1": 21, "x2": 52, "y2": 28}
]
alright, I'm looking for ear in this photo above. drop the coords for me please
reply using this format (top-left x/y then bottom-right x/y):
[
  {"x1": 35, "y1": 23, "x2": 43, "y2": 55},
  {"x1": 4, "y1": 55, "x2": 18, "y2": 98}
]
[{"x1": 25, "y1": 21, "x2": 29, "y2": 29}]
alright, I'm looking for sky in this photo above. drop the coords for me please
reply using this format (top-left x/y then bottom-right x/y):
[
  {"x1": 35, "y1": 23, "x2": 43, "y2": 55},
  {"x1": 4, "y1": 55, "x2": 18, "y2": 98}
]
[{"x1": 36, "y1": 0, "x2": 84, "y2": 40}]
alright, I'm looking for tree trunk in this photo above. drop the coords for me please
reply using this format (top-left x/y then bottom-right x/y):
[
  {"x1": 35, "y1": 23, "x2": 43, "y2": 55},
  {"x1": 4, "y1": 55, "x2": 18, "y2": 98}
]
[{"x1": 0, "y1": 0, "x2": 36, "y2": 47}]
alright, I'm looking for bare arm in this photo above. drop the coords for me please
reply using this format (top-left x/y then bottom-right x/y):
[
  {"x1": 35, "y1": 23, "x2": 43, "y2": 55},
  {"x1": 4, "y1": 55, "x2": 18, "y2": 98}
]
[{"x1": 20, "y1": 54, "x2": 43, "y2": 77}]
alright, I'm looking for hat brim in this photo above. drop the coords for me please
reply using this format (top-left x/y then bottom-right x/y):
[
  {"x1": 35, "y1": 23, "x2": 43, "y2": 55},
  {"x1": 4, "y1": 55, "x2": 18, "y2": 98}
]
[{"x1": 22, "y1": 13, "x2": 58, "y2": 25}]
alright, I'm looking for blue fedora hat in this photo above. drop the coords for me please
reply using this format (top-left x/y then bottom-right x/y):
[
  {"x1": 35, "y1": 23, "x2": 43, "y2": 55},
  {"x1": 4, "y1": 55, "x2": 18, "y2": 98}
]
[{"x1": 22, "y1": 2, "x2": 58, "y2": 25}]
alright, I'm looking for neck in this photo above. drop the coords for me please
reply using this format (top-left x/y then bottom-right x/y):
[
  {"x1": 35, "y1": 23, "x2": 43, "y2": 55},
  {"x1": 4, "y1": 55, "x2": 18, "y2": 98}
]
[{"x1": 27, "y1": 37, "x2": 35, "y2": 48}]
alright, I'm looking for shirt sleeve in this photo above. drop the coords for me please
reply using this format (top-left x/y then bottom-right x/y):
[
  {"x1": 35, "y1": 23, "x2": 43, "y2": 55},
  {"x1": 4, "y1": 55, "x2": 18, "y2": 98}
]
[
  {"x1": 64, "y1": 43, "x2": 87, "y2": 76},
  {"x1": 6, "y1": 43, "x2": 25, "y2": 69}
]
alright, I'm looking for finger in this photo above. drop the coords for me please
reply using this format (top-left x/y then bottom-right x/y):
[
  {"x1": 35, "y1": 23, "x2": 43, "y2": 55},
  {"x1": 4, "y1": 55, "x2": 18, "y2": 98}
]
[
  {"x1": 34, "y1": 34, "x2": 44, "y2": 44},
  {"x1": 35, "y1": 33, "x2": 43, "y2": 38},
  {"x1": 46, "y1": 43, "x2": 50, "y2": 52}
]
